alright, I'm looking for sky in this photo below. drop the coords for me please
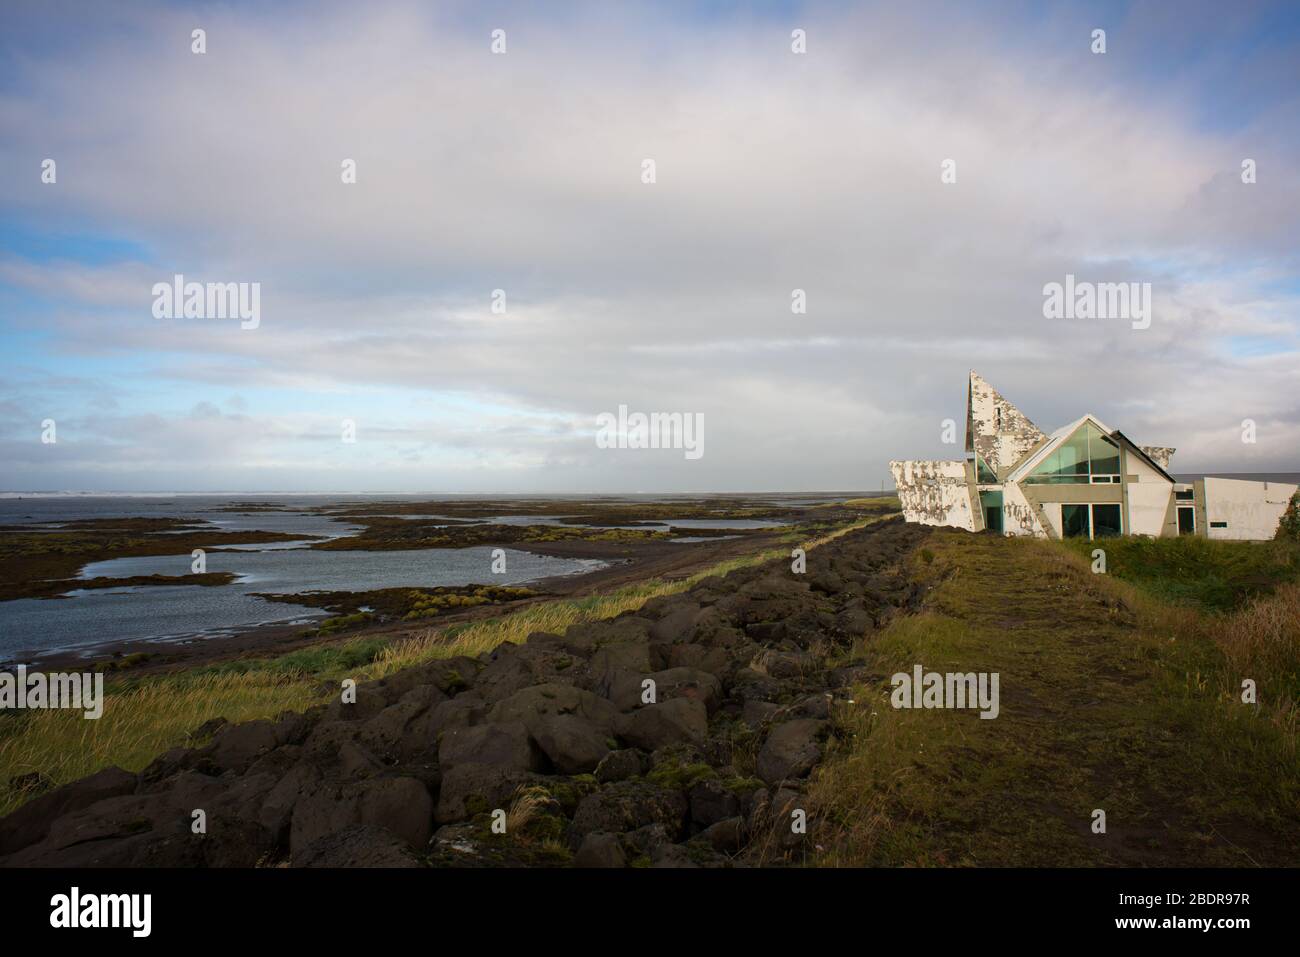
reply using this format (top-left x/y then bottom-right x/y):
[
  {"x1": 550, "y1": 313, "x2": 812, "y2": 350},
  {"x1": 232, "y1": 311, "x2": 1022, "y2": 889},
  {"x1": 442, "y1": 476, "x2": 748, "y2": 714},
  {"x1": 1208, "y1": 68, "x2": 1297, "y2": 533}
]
[{"x1": 1, "y1": 0, "x2": 1298, "y2": 493}]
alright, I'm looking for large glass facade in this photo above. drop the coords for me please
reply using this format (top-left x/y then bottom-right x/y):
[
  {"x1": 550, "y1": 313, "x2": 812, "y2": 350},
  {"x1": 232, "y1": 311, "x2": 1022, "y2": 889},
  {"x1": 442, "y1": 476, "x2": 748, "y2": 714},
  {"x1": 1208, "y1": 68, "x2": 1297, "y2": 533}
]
[{"x1": 1025, "y1": 423, "x2": 1121, "y2": 484}]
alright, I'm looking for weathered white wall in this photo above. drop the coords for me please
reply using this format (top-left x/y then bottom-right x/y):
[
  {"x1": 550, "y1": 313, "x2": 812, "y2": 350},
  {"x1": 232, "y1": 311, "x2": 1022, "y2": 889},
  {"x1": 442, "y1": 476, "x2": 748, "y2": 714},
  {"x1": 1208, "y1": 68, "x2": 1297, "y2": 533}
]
[
  {"x1": 890, "y1": 460, "x2": 975, "y2": 531},
  {"x1": 1126, "y1": 454, "x2": 1173, "y2": 537},
  {"x1": 967, "y1": 372, "x2": 1046, "y2": 474},
  {"x1": 1002, "y1": 482, "x2": 1046, "y2": 537},
  {"x1": 1203, "y1": 478, "x2": 1298, "y2": 541},
  {"x1": 1040, "y1": 501, "x2": 1063, "y2": 538}
]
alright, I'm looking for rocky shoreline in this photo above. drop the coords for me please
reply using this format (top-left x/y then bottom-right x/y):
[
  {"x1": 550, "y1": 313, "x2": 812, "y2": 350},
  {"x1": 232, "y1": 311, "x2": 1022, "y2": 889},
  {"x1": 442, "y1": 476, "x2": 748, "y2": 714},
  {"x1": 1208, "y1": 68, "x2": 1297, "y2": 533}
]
[{"x1": 0, "y1": 517, "x2": 930, "y2": 868}]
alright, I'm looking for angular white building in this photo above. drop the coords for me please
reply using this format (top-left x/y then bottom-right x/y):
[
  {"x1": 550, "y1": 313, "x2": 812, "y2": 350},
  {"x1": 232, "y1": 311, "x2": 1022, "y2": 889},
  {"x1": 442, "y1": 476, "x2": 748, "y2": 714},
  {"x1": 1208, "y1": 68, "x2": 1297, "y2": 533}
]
[{"x1": 890, "y1": 372, "x2": 1298, "y2": 541}]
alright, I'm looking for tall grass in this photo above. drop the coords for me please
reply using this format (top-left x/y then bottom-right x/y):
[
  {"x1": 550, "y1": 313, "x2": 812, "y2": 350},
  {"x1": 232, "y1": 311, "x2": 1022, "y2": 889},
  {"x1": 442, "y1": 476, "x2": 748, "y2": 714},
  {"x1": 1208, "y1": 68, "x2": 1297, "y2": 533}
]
[{"x1": 0, "y1": 672, "x2": 321, "y2": 818}]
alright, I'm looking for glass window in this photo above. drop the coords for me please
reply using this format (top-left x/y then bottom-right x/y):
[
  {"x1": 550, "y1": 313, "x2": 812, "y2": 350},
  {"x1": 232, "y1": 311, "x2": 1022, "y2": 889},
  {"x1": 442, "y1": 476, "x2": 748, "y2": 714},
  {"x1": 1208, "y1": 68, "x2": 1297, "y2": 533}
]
[
  {"x1": 975, "y1": 453, "x2": 996, "y2": 484},
  {"x1": 1026, "y1": 422, "x2": 1120, "y2": 484},
  {"x1": 1092, "y1": 504, "x2": 1122, "y2": 537},
  {"x1": 1061, "y1": 504, "x2": 1090, "y2": 538}
]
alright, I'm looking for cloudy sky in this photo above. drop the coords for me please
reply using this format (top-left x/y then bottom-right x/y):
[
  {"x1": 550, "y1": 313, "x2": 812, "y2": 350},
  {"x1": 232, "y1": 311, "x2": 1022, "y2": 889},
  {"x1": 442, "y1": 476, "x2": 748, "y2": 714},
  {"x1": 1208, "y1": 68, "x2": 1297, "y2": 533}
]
[{"x1": 1, "y1": 0, "x2": 1297, "y2": 493}]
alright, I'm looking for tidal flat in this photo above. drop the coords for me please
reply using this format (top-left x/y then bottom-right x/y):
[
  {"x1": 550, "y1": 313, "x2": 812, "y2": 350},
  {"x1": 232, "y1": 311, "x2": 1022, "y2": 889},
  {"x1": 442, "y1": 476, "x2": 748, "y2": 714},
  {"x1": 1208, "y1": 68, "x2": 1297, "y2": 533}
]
[{"x1": 0, "y1": 494, "x2": 891, "y2": 670}]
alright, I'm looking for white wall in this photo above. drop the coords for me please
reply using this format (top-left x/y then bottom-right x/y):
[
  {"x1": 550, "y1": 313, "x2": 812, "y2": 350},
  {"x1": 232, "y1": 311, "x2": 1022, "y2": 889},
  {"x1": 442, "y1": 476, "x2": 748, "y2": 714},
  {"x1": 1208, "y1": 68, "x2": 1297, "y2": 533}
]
[
  {"x1": 890, "y1": 460, "x2": 975, "y2": 531},
  {"x1": 1203, "y1": 478, "x2": 1298, "y2": 541},
  {"x1": 1002, "y1": 482, "x2": 1046, "y2": 537},
  {"x1": 1126, "y1": 454, "x2": 1173, "y2": 537},
  {"x1": 1040, "y1": 501, "x2": 1063, "y2": 538}
]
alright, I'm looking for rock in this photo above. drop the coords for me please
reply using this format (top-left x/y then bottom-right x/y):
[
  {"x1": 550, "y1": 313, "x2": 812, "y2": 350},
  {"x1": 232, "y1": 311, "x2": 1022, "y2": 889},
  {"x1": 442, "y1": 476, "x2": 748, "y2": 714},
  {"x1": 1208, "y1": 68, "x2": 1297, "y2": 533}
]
[
  {"x1": 615, "y1": 699, "x2": 708, "y2": 751},
  {"x1": 756, "y1": 719, "x2": 826, "y2": 784},
  {"x1": 665, "y1": 643, "x2": 731, "y2": 676},
  {"x1": 294, "y1": 823, "x2": 422, "y2": 867},
  {"x1": 207, "y1": 719, "x2": 280, "y2": 773},
  {"x1": 188, "y1": 716, "x2": 228, "y2": 740},
  {"x1": 487, "y1": 684, "x2": 619, "y2": 735},
  {"x1": 290, "y1": 785, "x2": 360, "y2": 856},
  {"x1": 574, "y1": 831, "x2": 626, "y2": 868},
  {"x1": 358, "y1": 776, "x2": 434, "y2": 850},
  {"x1": 589, "y1": 642, "x2": 653, "y2": 698},
  {"x1": 0, "y1": 765, "x2": 137, "y2": 856},
  {"x1": 790, "y1": 693, "x2": 831, "y2": 720},
  {"x1": 358, "y1": 685, "x2": 445, "y2": 760},
  {"x1": 650, "y1": 843, "x2": 699, "y2": 868},
  {"x1": 689, "y1": 778, "x2": 739, "y2": 827},
  {"x1": 258, "y1": 762, "x2": 322, "y2": 841},
  {"x1": 337, "y1": 741, "x2": 382, "y2": 779},
  {"x1": 741, "y1": 700, "x2": 782, "y2": 728},
  {"x1": 569, "y1": 781, "x2": 688, "y2": 843},
  {"x1": 700, "y1": 816, "x2": 745, "y2": 853},
  {"x1": 438, "y1": 721, "x2": 543, "y2": 773},
  {"x1": 531, "y1": 714, "x2": 611, "y2": 774},
  {"x1": 610, "y1": 667, "x2": 722, "y2": 714},
  {"x1": 405, "y1": 694, "x2": 487, "y2": 757},
  {"x1": 762, "y1": 651, "x2": 818, "y2": 679},
  {"x1": 648, "y1": 603, "x2": 705, "y2": 642},
  {"x1": 594, "y1": 749, "x2": 646, "y2": 784},
  {"x1": 435, "y1": 764, "x2": 533, "y2": 824}
]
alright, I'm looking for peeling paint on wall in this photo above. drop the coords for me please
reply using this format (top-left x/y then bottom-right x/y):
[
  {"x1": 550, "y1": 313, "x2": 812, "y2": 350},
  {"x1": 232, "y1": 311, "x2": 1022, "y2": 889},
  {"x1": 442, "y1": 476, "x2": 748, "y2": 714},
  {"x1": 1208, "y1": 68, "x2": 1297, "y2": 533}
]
[
  {"x1": 1140, "y1": 446, "x2": 1176, "y2": 469},
  {"x1": 967, "y1": 371, "x2": 1046, "y2": 473},
  {"x1": 889, "y1": 459, "x2": 975, "y2": 530}
]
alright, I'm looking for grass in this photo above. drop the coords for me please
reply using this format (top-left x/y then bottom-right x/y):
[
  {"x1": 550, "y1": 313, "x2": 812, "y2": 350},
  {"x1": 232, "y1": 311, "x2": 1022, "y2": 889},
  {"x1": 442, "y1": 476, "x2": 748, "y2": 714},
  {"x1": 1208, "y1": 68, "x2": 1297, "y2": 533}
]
[
  {"x1": 809, "y1": 531, "x2": 1300, "y2": 867},
  {"x1": 0, "y1": 511, "x2": 888, "y2": 817},
  {"x1": 1062, "y1": 534, "x2": 1300, "y2": 611},
  {"x1": 0, "y1": 672, "x2": 322, "y2": 817}
]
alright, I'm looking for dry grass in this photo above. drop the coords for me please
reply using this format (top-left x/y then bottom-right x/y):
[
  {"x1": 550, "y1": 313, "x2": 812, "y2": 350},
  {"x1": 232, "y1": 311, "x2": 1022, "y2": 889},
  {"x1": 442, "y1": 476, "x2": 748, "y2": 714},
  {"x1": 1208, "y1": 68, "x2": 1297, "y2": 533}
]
[
  {"x1": 0, "y1": 671, "x2": 319, "y2": 818},
  {"x1": 504, "y1": 784, "x2": 552, "y2": 834}
]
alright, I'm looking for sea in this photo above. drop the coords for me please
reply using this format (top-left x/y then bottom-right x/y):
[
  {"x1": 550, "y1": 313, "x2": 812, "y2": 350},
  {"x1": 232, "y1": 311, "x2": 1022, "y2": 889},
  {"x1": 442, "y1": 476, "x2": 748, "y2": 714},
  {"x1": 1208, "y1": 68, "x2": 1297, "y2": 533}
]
[{"x1": 0, "y1": 492, "x2": 816, "y2": 662}]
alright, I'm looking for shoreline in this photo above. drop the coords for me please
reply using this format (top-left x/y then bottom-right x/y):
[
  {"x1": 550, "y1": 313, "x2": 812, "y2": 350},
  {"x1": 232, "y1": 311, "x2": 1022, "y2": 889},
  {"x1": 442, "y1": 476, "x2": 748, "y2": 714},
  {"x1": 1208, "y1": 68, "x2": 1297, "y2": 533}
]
[{"x1": 14, "y1": 531, "x2": 790, "y2": 676}]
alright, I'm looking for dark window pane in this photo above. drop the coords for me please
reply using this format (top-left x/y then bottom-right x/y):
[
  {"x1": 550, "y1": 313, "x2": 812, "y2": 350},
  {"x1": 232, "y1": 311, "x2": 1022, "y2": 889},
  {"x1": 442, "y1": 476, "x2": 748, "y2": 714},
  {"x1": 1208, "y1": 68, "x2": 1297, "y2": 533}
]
[
  {"x1": 1062, "y1": 504, "x2": 1090, "y2": 538},
  {"x1": 1092, "y1": 504, "x2": 1122, "y2": 537}
]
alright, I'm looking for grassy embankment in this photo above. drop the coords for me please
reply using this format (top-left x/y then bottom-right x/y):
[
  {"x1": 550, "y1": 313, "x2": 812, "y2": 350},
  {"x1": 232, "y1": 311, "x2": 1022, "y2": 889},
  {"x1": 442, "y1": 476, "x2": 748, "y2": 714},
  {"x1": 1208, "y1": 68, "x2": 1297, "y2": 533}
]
[
  {"x1": 810, "y1": 530, "x2": 1300, "y2": 867},
  {"x1": 0, "y1": 501, "x2": 898, "y2": 818}
]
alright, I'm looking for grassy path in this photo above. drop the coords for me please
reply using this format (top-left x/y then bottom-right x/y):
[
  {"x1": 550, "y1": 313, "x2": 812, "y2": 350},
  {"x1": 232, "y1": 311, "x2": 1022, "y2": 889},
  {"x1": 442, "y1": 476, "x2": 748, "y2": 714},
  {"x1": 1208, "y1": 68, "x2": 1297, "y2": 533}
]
[{"x1": 812, "y1": 531, "x2": 1300, "y2": 867}]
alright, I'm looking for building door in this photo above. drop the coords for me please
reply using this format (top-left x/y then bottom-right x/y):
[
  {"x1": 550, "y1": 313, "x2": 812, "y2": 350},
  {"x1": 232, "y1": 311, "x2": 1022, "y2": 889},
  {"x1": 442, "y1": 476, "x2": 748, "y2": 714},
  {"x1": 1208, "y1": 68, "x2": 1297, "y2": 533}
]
[
  {"x1": 1177, "y1": 506, "x2": 1195, "y2": 535},
  {"x1": 979, "y1": 491, "x2": 1003, "y2": 534}
]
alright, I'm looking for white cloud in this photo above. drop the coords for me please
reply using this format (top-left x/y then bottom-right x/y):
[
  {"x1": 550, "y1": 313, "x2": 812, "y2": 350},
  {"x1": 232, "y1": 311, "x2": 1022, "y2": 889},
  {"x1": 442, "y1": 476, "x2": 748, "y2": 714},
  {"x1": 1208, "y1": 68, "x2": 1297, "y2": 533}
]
[{"x1": 1, "y1": 0, "x2": 1297, "y2": 489}]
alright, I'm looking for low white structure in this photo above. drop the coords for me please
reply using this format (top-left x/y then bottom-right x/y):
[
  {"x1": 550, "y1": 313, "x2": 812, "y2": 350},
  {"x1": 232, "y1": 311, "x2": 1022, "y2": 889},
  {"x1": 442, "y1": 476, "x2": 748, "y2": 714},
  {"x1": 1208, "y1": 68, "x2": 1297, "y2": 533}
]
[{"x1": 890, "y1": 372, "x2": 1298, "y2": 541}]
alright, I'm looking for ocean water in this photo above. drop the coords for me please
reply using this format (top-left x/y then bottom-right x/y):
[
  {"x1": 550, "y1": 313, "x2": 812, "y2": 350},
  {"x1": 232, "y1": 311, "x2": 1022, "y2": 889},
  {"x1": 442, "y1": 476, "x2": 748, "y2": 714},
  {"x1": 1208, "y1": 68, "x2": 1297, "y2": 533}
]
[
  {"x1": 0, "y1": 493, "x2": 826, "y2": 661},
  {"x1": 0, "y1": 496, "x2": 614, "y2": 662}
]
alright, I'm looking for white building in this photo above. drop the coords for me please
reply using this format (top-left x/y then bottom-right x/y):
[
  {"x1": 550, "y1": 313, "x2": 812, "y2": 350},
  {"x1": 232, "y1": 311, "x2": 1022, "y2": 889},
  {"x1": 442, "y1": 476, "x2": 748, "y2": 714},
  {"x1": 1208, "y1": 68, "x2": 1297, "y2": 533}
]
[{"x1": 890, "y1": 372, "x2": 1298, "y2": 541}]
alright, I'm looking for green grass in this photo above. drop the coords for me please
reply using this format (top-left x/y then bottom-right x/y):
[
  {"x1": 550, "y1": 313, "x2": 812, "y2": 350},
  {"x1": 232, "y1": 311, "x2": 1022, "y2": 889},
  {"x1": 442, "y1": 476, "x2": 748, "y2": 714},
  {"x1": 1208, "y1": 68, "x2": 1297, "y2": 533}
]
[
  {"x1": 810, "y1": 531, "x2": 1300, "y2": 867},
  {"x1": 1063, "y1": 534, "x2": 1300, "y2": 611}
]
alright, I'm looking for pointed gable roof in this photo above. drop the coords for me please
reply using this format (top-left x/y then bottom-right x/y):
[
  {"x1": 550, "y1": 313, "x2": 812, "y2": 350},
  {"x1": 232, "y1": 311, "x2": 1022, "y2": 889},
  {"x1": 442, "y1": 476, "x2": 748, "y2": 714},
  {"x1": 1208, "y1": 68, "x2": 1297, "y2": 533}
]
[{"x1": 965, "y1": 371, "x2": 1048, "y2": 473}]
